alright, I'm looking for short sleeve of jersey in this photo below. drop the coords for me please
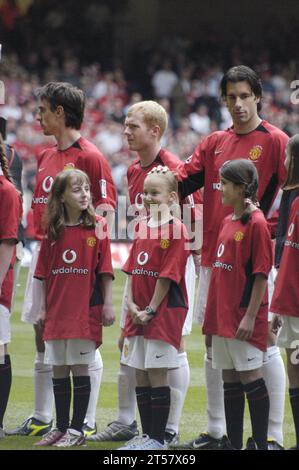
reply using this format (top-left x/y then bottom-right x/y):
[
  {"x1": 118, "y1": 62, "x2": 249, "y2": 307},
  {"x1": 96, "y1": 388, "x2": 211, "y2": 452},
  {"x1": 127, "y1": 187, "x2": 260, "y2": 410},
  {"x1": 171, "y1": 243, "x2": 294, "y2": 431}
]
[
  {"x1": 251, "y1": 215, "x2": 273, "y2": 277},
  {"x1": 34, "y1": 238, "x2": 50, "y2": 280},
  {"x1": 96, "y1": 219, "x2": 114, "y2": 277},
  {"x1": 159, "y1": 225, "x2": 190, "y2": 284},
  {"x1": 122, "y1": 243, "x2": 135, "y2": 275},
  {"x1": 0, "y1": 182, "x2": 21, "y2": 242},
  {"x1": 81, "y1": 151, "x2": 116, "y2": 210}
]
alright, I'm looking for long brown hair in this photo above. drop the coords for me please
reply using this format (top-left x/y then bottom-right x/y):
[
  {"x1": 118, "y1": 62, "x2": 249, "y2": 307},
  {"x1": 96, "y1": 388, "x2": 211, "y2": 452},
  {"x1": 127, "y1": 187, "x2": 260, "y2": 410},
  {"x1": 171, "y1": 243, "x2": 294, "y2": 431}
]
[
  {"x1": 282, "y1": 134, "x2": 299, "y2": 190},
  {"x1": 0, "y1": 134, "x2": 13, "y2": 182},
  {"x1": 44, "y1": 169, "x2": 96, "y2": 240}
]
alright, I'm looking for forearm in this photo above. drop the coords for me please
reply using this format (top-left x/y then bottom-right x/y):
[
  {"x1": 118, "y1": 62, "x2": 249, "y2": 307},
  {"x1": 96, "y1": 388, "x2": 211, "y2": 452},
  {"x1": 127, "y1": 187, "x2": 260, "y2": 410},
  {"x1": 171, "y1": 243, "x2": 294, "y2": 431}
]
[
  {"x1": 246, "y1": 274, "x2": 268, "y2": 319},
  {"x1": 0, "y1": 241, "x2": 15, "y2": 287},
  {"x1": 149, "y1": 278, "x2": 171, "y2": 311},
  {"x1": 100, "y1": 273, "x2": 113, "y2": 305}
]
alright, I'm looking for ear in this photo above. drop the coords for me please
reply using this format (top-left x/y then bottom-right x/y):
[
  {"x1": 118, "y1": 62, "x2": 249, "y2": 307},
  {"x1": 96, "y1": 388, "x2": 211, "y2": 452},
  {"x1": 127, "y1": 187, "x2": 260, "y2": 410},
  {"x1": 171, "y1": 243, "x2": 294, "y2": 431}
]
[
  {"x1": 55, "y1": 105, "x2": 65, "y2": 118},
  {"x1": 254, "y1": 95, "x2": 261, "y2": 105},
  {"x1": 151, "y1": 124, "x2": 161, "y2": 138},
  {"x1": 169, "y1": 191, "x2": 179, "y2": 203}
]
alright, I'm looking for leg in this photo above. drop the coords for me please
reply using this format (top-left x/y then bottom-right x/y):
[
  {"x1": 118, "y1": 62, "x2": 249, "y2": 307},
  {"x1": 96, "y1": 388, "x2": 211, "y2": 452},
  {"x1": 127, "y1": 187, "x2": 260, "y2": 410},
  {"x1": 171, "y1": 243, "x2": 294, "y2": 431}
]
[
  {"x1": 148, "y1": 367, "x2": 170, "y2": 444},
  {"x1": 204, "y1": 334, "x2": 225, "y2": 439},
  {"x1": 84, "y1": 348, "x2": 103, "y2": 432},
  {"x1": 33, "y1": 323, "x2": 54, "y2": 424},
  {"x1": 262, "y1": 344, "x2": 285, "y2": 447},
  {"x1": 222, "y1": 369, "x2": 245, "y2": 450},
  {"x1": 70, "y1": 364, "x2": 91, "y2": 434},
  {"x1": 167, "y1": 349, "x2": 190, "y2": 436},
  {"x1": 0, "y1": 344, "x2": 12, "y2": 435},
  {"x1": 240, "y1": 368, "x2": 270, "y2": 450},
  {"x1": 135, "y1": 368, "x2": 152, "y2": 436},
  {"x1": 286, "y1": 348, "x2": 299, "y2": 448},
  {"x1": 116, "y1": 363, "x2": 137, "y2": 425}
]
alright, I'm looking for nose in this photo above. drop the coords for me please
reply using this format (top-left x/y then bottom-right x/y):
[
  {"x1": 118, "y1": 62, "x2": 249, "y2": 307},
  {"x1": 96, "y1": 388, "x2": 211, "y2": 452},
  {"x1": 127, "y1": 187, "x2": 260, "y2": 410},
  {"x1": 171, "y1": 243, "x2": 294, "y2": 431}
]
[{"x1": 235, "y1": 96, "x2": 243, "y2": 108}]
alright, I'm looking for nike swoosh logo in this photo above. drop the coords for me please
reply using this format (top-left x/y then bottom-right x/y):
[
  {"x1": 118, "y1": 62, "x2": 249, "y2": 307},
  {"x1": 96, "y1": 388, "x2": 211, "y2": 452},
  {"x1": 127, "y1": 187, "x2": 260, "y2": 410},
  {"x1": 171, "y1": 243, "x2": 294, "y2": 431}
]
[
  {"x1": 247, "y1": 357, "x2": 255, "y2": 361},
  {"x1": 155, "y1": 354, "x2": 165, "y2": 359},
  {"x1": 38, "y1": 168, "x2": 45, "y2": 172},
  {"x1": 80, "y1": 351, "x2": 91, "y2": 355},
  {"x1": 215, "y1": 150, "x2": 223, "y2": 155}
]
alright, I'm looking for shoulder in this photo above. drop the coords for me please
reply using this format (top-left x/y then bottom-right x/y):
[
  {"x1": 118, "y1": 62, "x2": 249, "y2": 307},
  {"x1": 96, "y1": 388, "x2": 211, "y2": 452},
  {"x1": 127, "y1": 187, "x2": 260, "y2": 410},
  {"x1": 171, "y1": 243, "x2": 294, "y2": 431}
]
[
  {"x1": 194, "y1": 129, "x2": 230, "y2": 153},
  {"x1": 159, "y1": 149, "x2": 181, "y2": 169},
  {"x1": 78, "y1": 137, "x2": 107, "y2": 161},
  {"x1": 127, "y1": 157, "x2": 141, "y2": 174},
  {"x1": 260, "y1": 121, "x2": 289, "y2": 143}
]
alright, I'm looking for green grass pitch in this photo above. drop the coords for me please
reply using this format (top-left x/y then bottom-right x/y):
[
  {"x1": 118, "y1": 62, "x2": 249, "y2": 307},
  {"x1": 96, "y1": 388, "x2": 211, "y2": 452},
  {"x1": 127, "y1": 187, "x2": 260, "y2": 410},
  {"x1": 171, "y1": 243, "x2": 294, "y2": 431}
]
[{"x1": 0, "y1": 267, "x2": 295, "y2": 450}]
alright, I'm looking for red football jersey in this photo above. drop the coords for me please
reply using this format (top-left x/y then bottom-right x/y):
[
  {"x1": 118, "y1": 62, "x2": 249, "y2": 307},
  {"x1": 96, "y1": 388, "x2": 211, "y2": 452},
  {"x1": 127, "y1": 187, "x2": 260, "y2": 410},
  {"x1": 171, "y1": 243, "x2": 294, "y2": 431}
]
[
  {"x1": 127, "y1": 149, "x2": 202, "y2": 222},
  {"x1": 179, "y1": 121, "x2": 288, "y2": 266},
  {"x1": 203, "y1": 209, "x2": 272, "y2": 351},
  {"x1": 34, "y1": 218, "x2": 113, "y2": 346},
  {"x1": 0, "y1": 176, "x2": 22, "y2": 310},
  {"x1": 270, "y1": 196, "x2": 299, "y2": 318},
  {"x1": 122, "y1": 218, "x2": 189, "y2": 350},
  {"x1": 32, "y1": 137, "x2": 116, "y2": 240}
]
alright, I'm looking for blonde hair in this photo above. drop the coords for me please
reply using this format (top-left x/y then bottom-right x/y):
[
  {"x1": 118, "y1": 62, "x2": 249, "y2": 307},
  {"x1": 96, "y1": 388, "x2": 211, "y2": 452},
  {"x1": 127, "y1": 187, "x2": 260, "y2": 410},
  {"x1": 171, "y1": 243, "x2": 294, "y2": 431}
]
[
  {"x1": 127, "y1": 100, "x2": 168, "y2": 137},
  {"x1": 44, "y1": 169, "x2": 96, "y2": 240},
  {"x1": 145, "y1": 166, "x2": 180, "y2": 217}
]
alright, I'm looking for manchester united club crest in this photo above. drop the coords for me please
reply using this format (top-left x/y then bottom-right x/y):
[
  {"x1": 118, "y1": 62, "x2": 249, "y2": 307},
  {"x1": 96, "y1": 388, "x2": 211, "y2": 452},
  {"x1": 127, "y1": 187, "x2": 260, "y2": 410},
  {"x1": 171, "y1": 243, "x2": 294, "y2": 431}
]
[
  {"x1": 87, "y1": 236, "x2": 97, "y2": 247},
  {"x1": 160, "y1": 239, "x2": 170, "y2": 249},
  {"x1": 234, "y1": 231, "x2": 244, "y2": 242},
  {"x1": 249, "y1": 145, "x2": 262, "y2": 161}
]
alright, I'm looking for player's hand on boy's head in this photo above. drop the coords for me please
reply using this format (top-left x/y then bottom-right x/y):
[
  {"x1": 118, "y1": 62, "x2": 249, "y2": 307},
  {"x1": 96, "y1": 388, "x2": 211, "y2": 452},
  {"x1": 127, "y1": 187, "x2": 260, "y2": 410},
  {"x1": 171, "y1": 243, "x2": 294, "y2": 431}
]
[{"x1": 102, "y1": 304, "x2": 115, "y2": 327}]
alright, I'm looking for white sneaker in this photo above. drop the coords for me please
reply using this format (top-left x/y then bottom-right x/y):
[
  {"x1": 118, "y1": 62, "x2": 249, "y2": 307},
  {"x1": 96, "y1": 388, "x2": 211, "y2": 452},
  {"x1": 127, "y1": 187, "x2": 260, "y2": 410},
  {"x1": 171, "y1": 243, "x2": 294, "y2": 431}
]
[
  {"x1": 134, "y1": 438, "x2": 166, "y2": 450},
  {"x1": 117, "y1": 434, "x2": 150, "y2": 450}
]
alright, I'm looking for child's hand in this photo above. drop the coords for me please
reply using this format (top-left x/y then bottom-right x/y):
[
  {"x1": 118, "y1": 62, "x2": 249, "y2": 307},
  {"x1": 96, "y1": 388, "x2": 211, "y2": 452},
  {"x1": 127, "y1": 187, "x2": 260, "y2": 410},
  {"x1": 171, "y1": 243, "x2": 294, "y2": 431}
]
[
  {"x1": 102, "y1": 304, "x2": 115, "y2": 327},
  {"x1": 128, "y1": 302, "x2": 140, "y2": 322},
  {"x1": 235, "y1": 314, "x2": 255, "y2": 341},
  {"x1": 270, "y1": 314, "x2": 282, "y2": 335},
  {"x1": 135, "y1": 310, "x2": 152, "y2": 325},
  {"x1": 118, "y1": 329, "x2": 125, "y2": 352}
]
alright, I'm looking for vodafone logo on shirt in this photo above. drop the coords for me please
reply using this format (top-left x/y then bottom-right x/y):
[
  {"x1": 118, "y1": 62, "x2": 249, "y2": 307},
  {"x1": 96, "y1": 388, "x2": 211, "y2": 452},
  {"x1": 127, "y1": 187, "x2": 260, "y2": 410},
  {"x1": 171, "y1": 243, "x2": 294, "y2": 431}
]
[
  {"x1": 42, "y1": 176, "x2": 54, "y2": 193},
  {"x1": 51, "y1": 249, "x2": 89, "y2": 276},
  {"x1": 62, "y1": 249, "x2": 77, "y2": 264},
  {"x1": 217, "y1": 243, "x2": 225, "y2": 258},
  {"x1": 288, "y1": 223, "x2": 294, "y2": 237},
  {"x1": 137, "y1": 251, "x2": 149, "y2": 265},
  {"x1": 135, "y1": 192, "x2": 145, "y2": 210},
  {"x1": 213, "y1": 242, "x2": 233, "y2": 271}
]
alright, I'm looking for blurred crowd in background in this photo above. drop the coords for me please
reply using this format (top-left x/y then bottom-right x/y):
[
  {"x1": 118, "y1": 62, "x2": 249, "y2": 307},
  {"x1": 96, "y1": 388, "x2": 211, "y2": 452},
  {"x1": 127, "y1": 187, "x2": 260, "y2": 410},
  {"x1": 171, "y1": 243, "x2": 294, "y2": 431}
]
[{"x1": 1, "y1": 0, "x2": 299, "y2": 245}]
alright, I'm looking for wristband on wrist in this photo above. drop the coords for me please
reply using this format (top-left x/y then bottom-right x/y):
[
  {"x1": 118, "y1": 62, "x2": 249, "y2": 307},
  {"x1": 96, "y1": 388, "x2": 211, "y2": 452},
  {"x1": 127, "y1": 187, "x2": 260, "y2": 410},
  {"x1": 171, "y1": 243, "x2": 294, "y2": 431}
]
[{"x1": 145, "y1": 305, "x2": 156, "y2": 316}]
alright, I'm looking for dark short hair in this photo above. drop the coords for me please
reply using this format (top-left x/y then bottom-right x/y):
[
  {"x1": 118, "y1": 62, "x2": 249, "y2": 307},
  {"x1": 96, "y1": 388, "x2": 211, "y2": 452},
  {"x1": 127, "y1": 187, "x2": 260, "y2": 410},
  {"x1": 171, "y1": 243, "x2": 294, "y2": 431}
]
[
  {"x1": 37, "y1": 82, "x2": 85, "y2": 129},
  {"x1": 220, "y1": 65, "x2": 263, "y2": 112}
]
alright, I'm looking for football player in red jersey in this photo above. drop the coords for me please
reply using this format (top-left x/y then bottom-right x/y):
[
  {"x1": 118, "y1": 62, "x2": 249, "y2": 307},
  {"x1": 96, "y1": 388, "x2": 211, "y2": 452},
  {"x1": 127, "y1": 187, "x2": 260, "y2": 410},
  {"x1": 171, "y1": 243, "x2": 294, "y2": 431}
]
[
  {"x1": 176, "y1": 66, "x2": 287, "y2": 450},
  {"x1": 118, "y1": 166, "x2": 190, "y2": 450},
  {"x1": 6, "y1": 82, "x2": 116, "y2": 438},
  {"x1": 203, "y1": 159, "x2": 272, "y2": 450},
  {"x1": 271, "y1": 135, "x2": 299, "y2": 450},
  {"x1": 90, "y1": 101, "x2": 202, "y2": 446},
  {"x1": 32, "y1": 169, "x2": 114, "y2": 447},
  {"x1": 0, "y1": 142, "x2": 22, "y2": 440}
]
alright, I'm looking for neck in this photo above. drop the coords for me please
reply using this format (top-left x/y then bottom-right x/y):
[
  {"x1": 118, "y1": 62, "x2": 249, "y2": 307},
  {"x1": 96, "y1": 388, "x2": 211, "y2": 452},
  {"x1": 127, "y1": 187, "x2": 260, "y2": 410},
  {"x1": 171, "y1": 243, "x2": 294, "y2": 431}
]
[
  {"x1": 55, "y1": 128, "x2": 81, "y2": 151},
  {"x1": 234, "y1": 115, "x2": 262, "y2": 135},
  {"x1": 148, "y1": 208, "x2": 172, "y2": 226},
  {"x1": 139, "y1": 143, "x2": 161, "y2": 167},
  {"x1": 232, "y1": 201, "x2": 246, "y2": 220},
  {"x1": 65, "y1": 208, "x2": 82, "y2": 225}
]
